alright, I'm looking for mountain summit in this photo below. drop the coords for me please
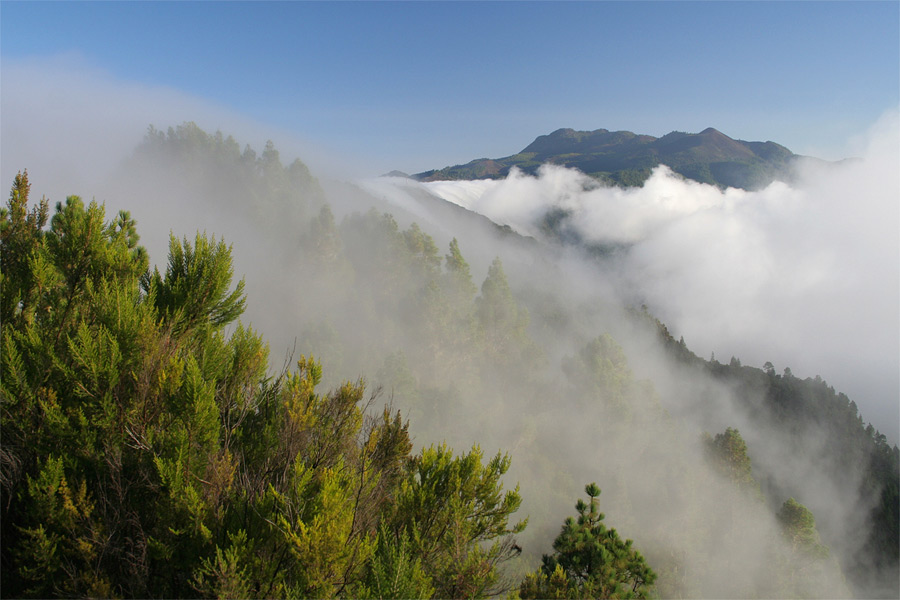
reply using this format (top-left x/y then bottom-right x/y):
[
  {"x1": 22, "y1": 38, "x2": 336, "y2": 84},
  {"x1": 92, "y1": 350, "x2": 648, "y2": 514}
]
[{"x1": 413, "y1": 127, "x2": 801, "y2": 190}]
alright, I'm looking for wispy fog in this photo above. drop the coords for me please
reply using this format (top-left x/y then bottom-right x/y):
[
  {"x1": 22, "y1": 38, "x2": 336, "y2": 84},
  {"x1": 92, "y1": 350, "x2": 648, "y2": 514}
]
[
  {"x1": 0, "y1": 54, "x2": 357, "y2": 206},
  {"x1": 2, "y1": 56, "x2": 896, "y2": 598},
  {"x1": 423, "y1": 115, "x2": 900, "y2": 443}
]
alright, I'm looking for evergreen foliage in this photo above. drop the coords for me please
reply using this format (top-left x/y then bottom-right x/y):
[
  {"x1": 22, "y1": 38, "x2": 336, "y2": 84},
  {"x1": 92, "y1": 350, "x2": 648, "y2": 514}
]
[
  {"x1": 0, "y1": 175, "x2": 526, "y2": 598},
  {"x1": 475, "y1": 257, "x2": 535, "y2": 370},
  {"x1": 563, "y1": 334, "x2": 637, "y2": 416},
  {"x1": 360, "y1": 523, "x2": 435, "y2": 599},
  {"x1": 0, "y1": 170, "x2": 49, "y2": 327},
  {"x1": 12, "y1": 125, "x2": 894, "y2": 598},
  {"x1": 145, "y1": 233, "x2": 246, "y2": 330},
  {"x1": 386, "y1": 443, "x2": 526, "y2": 597},
  {"x1": 778, "y1": 498, "x2": 828, "y2": 559},
  {"x1": 520, "y1": 483, "x2": 657, "y2": 599},
  {"x1": 134, "y1": 122, "x2": 324, "y2": 234},
  {"x1": 703, "y1": 427, "x2": 760, "y2": 495},
  {"x1": 645, "y1": 309, "x2": 899, "y2": 596},
  {"x1": 773, "y1": 498, "x2": 846, "y2": 597}
]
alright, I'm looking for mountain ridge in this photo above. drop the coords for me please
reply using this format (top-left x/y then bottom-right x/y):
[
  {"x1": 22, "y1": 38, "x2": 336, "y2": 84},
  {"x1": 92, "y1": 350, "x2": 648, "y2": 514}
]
[{"x1": 412, "y1": 126, "x2": 809, "y2": 190}]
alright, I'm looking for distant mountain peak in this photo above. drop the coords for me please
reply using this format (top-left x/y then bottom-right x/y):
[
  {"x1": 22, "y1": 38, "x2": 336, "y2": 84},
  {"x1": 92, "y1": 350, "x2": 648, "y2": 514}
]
[
  {"x1": 413, "y1": 126, "x2": 804, "y2": 190},
  {"x1": 382, "y1": 170, "x2": 411, "y2": 178}
]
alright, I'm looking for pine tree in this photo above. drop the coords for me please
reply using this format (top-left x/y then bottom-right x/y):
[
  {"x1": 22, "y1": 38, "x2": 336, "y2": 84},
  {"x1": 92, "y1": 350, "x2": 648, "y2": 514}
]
[
  {"x1": 774, "y1": 498, "x2": 849, "y2": 597},
  {"x1": 778, "y1": 498, "x2": 828, "y2": 558},
  {"x1": 443, "y1": 237, "x2": 477, "y2": 302},
  {"x1": 306, "y1": 204, "x2": 343, "y2": 265},
  {"x1": 0, "y1": 170, "x2": 49, "y2": 326},
  {"x1": 520, "y1": 483, "x2": 656, "y2": 599},
  {"x1": 704, "y1": 427, "x2": 759, "y2": 495},
  {"x1": 143, "y1": 232, "x2": 246, "y2": 330},
  {"x1": 563, "y1": 334, "x2": 633, "y2": 414},
  {"x1": 475, "y1": 257, "x2": 533, "y2": 368}
]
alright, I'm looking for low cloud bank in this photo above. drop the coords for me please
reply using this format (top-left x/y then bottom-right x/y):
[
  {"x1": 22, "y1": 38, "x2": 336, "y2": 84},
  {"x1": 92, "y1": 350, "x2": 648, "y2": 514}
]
[
  {"x1": 0, "y1": 54, "x2": 342, "y2": 205},
  {"x1": 425, "y1": 112, "x2": 900, "y2": 442},
  {"x1": 3, "y1": 53, "x2": 895, "y2": 439},
  {"x1": 2, "y1": 55, "x2": 895, "y2": 595}
]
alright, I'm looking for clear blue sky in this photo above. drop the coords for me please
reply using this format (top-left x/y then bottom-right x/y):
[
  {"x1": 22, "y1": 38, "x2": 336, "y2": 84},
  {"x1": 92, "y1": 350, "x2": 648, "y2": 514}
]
[{"x1": 2, "y1": 0, "x2": 898, "y2": 174}]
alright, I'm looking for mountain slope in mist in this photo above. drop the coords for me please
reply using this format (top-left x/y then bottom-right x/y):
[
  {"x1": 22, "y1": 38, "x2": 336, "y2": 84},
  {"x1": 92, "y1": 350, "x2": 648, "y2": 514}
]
[
  {"x1": 651, "y1": 317, "x2": 900, "y2": 595},
  {"x1": 416, "y1": 113, "x2": 900, "y2": 449},
  {"x1": 4, "y1": 123, "x2": 896, "y2": 599},
  {"x1": 124, "y1": 124, "x2": 897, "y2": 597},
  {"x1": 413, "y1": 126, "x2": 811, "y2": 190}
]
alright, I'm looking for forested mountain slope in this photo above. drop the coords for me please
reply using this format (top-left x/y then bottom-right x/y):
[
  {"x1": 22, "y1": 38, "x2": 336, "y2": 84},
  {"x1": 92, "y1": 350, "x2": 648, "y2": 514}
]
[
  {"x1": 649, "y1": 316, "x2": 900, "y2": 597},
  {"x1": 2, "y1": 124, "x2": 895, "y2": 598}
]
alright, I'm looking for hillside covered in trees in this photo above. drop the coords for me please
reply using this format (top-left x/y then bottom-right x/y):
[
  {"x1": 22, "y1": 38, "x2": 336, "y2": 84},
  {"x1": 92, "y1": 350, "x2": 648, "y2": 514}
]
[{"x1": 2, "y1": 123, "x2": 896, "y2": 598}]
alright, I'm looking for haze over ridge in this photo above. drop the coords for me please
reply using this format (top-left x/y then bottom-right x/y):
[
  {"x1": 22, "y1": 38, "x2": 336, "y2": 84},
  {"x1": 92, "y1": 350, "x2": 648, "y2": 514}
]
[
  {"x1": 414, "y1": 113, "x2": 900, "y2": 443},
  {"x1": 2, "y1": 53, "x2": 897, "y2": 444},
  {"x1": 2, "y1": 55, "x2": 898, "y2": 597},
  {"x1": 2, "y1": 3, "x2": 898, "y2": 596}
]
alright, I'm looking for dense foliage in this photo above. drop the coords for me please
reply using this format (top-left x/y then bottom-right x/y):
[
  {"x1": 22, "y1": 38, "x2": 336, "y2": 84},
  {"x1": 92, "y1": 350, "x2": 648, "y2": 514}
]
[
  {"x1": 654, "y1": 316, "x2": 899, "y2": 596},
  {"x1": 137, "y1": 122, "x2": 324, "y2": 223},
  {"x1": 4, "y1": 125, "x2": 896, "y2": 598},
  {"x1": 0, "y1": 173, "x2": 525, "y2": 597},
  {"x1": 520, "y1": 483, "x2": 656, "y2": 599}
]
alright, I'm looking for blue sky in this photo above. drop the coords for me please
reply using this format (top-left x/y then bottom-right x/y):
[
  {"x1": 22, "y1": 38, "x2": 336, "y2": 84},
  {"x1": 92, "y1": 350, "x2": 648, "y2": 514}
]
[{"x1": 2, "y1": 1, "x2": 898, "y2": 174}]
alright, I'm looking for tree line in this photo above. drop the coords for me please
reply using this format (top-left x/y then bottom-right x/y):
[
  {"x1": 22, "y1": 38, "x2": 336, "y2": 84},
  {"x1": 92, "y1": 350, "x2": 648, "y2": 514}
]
[
  {"x1": 1, "y1": 171, "x2": 655, "y2": 598},
  {"x1": 4, "y1": 124, "x2": 895, "y2": 598}
]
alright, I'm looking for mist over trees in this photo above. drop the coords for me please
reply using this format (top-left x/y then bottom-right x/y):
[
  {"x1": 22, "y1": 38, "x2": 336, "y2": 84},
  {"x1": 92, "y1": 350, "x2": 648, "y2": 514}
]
[
  {"x1": 2, "y1": 124, "x2": 897, "y2": 598},
  {"x1": 0, "y1": 172, "x2": 522, "y2": 597}
]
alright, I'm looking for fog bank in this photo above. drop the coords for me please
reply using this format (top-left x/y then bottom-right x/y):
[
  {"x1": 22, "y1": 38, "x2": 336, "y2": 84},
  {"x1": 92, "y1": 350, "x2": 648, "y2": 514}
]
[
  {"x1": 2, "y1": 56, "x2": 895, "y2": 597},
  {"x1": 423, "y1": 115, "x2": 900, "y2": 442}
]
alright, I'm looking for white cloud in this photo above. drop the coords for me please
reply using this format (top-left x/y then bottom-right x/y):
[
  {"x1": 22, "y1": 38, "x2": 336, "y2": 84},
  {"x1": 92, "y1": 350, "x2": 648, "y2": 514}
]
[
  {"x1": 0, "y1": 54, "x2": 332, "y2": 202},
  {"x1": 426, "y1": 111, "x2": 900, "y2": 440},
  {"x1": 3, "y1": 53, "x2": 895, "y2": 439}
]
